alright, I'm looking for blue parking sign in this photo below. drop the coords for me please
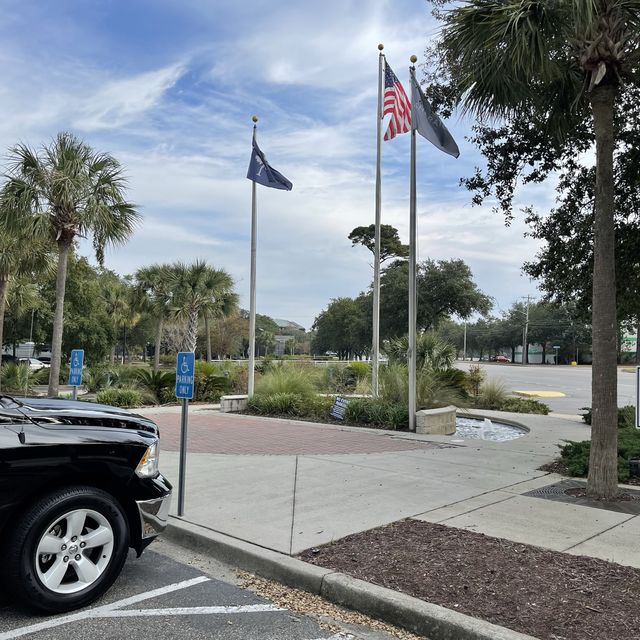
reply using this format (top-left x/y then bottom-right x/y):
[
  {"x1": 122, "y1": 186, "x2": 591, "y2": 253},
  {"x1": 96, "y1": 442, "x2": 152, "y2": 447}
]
[
  {"x1": 175, "y1": 352, "x2": 195, "y2": 399},
  {"x1": 68, "y1": 349, "x2": 84, "y2": 386}
]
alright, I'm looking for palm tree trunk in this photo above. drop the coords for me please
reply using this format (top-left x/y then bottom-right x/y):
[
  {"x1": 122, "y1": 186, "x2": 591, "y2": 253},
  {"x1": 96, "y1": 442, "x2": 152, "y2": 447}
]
[
  {"x1": 0, "y1": 278, "x2": 8, "y2": 392},
  {"x1": 154, "y1": 317, "x2": 163, "y2": 371},
  {"x1": 48, "y1": 238, "x2": 72, "y2": 397},
  {"x1": 184, "y1": 307, "x2": 199, "y2": 353},
  {"x1": 587, "y1": 82, "x2": 618, "y2": 500},
  {"x1": 205, "y1": 313, "x2": 212, "y2": 362},
  {"x1": 110, "y1": 344, "x2": 116, "y2": 364}
]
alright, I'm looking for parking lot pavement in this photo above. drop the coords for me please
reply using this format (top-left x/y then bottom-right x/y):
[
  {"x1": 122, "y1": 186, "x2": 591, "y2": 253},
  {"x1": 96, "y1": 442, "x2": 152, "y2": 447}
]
[{"x1": 0, "y1": 540, "x2": 393, "y2": 640}]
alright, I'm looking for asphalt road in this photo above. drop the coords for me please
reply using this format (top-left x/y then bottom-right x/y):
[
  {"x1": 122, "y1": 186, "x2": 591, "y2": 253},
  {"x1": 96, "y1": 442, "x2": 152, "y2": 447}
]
[
  {"x1": 0, "y1": 539, "x2": 397, "y2": 640},
  {"x1": 456, "y1": 362, "x2": 637, "y2": 414}
]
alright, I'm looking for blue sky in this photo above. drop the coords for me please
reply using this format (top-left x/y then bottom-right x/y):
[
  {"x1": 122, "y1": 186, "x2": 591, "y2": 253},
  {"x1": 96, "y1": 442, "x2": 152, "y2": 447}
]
[{"x1": 0, "y1": 0, "x2": 551, "y2": 329}]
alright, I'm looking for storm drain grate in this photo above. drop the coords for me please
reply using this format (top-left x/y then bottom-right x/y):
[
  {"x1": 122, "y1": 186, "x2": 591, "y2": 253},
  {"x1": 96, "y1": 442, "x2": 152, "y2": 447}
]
[{"x1": 524, "y1": 479, "x2": 640, "y2": 515}]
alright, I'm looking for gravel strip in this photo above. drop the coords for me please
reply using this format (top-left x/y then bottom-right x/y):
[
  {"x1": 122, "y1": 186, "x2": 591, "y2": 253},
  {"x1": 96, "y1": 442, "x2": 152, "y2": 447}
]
[{"x1": 238, "y1": 572, "x2": 426, "y2": 640}]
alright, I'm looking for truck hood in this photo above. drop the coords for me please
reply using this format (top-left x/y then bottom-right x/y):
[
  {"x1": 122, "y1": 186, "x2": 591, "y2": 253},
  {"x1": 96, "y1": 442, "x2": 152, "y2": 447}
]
[{"x1": 13, "y1": 397, "x2": 158, "y2": 435}]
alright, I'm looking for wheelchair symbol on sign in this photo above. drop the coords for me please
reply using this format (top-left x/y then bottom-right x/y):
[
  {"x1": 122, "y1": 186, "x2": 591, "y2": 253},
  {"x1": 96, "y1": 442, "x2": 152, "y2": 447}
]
[{"x1": 181, "y1": 356, "x2": 190, "y2": 375}]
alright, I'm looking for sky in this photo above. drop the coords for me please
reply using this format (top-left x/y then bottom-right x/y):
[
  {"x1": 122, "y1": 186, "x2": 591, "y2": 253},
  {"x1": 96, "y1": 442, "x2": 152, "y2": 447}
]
[{"x1": 0, "y1": 0, "x2": 554, "y2": 330}]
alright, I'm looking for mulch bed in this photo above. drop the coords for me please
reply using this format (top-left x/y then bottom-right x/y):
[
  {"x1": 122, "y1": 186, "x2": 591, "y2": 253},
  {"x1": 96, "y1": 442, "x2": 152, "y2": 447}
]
[{"x1": 299, "y1": 519, "x2": 640, "y2": 640}]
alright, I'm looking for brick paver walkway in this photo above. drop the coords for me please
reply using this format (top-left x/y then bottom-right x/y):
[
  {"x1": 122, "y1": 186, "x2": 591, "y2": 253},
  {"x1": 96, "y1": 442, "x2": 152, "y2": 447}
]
[{"x1": 150, "y1": 411, "x2": 442, "y2": 455}]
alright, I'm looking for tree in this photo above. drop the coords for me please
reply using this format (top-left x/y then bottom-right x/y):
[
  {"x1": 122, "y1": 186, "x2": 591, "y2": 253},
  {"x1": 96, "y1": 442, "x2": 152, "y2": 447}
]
[
  {"x1": 37, "y1": 253, "x2": 117, "y2": 364},
  {"x1": 208, "y1": 314, "x2": 247, "y2": 359},
  {"x1": 1, "y1": 132, "x2": 139, "y2": 396},
  {"x1": 167, "y1": 261, "x2": 235, "y2": 353},
  {"x1": 428, "y1": 0, "x2": 640, "y2": 499},
  {"x1": 378, "y1": 259, "x2": 492, "y2": 339},
  {"x1": 102, "y1": 277, "x2": 132, "y2": 364},
  {"x1": 202, "y1": 289, "x2": 238, "y2": 362},
  {"x1": 312, "y1": 298, "x2": 367, "y2": 359},
  {"x1": 348, "y1": 224, "x2": 409, "y2": 264},
  {"x1": 0, "y1": 219, "x2": 52, "y2": 378},
  {"x1": 134, "y1": 264, "x2": 175, "y2": 370}
]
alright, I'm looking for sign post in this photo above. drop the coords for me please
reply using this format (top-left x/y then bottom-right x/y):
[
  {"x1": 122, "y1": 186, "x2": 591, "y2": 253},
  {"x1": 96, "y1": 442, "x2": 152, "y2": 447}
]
[
  {"x1": 175, "y1": 351, "x2": 195, "y2": 516},
  {"x1": 553, "y1": 345, "x2": 561, "y2": 365},
  {"x1": 636, "y1": 367, "x2": 640, "y2": 429},
  {"x1": 68, "y1": 349, "x2": 84, "y2": 401}
]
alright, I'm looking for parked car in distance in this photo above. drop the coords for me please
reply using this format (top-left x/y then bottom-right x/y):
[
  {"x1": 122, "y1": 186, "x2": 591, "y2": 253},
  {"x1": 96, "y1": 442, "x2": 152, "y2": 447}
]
[
  {"x1": 0, "y1": 395, "x2": 172, "y2": 613},
  {"x1": 494, "y1": 355, "x2": 510, "y2": 363},
  {"x1": 36, "y1": 355, "x2": 51, "y2": 365},
  {"x1": 18, "y1": 357, "x2": 49, "y2": 370}
]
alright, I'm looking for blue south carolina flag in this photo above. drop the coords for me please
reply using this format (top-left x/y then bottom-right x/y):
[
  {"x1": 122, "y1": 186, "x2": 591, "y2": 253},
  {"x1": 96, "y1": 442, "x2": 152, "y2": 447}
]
[{"x1": 246, "y1": 139, "x2": 293, "y2": 191}]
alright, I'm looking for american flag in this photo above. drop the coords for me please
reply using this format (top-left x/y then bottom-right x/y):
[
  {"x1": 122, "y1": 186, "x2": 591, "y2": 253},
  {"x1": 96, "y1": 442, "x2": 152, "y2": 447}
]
[{"x1": 383, "y1": 62, "x2": 411, "y2": 141}]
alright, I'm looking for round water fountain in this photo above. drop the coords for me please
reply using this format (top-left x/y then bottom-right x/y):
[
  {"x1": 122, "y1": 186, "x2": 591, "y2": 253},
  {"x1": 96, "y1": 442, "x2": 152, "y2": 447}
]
[{"x1": 454, "y1": 416, "x2": 527, "y2": 442}]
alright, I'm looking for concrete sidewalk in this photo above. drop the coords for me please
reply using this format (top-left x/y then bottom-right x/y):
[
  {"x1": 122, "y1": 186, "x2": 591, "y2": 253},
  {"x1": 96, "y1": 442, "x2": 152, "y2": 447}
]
[{"x1": 150, "y1": 407, "x2": 640, "y2": 568}]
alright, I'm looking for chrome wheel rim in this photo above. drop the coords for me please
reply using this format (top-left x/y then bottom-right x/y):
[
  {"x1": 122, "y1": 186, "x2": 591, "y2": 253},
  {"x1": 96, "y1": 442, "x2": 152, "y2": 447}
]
[{"x1": 35, "y1": 509, "x2": 114, "y2": 594}]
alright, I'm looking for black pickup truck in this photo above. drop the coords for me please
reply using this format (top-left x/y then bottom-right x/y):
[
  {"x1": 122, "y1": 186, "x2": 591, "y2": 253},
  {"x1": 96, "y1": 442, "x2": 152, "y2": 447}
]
[{"x1": 0, "y1": 395, "x2": 172, "y2": 613}]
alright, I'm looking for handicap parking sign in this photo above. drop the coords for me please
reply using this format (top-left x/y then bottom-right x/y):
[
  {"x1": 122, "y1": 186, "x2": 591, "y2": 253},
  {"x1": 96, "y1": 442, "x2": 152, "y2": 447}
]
[
  {"x1": 68, "y1": 349, "x2": 84, "y2": 386},
  {"x1": 175, "y1": 352, "x2": 195, "y2": 399}
]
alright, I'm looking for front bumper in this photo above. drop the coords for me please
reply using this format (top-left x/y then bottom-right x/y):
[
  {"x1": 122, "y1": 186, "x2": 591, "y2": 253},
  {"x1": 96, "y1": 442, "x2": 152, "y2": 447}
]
[{"x1": 136, "y1": 487, "x2": 172, "y2": 540}]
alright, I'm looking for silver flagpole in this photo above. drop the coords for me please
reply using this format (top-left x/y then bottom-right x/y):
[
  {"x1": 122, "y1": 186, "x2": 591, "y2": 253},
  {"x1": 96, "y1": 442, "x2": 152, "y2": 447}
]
[
  {"x1": 248, "y1": 115, "x2": 258, "y2": 398},
  {"x1": 408, "y1": 56, "x2": 418, "y2": 431},
  {"x1": 372, "y1": 43, "x2": 384, "y2": 398}
]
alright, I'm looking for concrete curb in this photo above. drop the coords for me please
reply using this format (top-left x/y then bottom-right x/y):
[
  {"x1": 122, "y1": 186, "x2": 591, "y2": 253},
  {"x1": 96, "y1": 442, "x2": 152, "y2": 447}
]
[{"x1": 164, "y1": 518, "x2": 539, "y2": 640}]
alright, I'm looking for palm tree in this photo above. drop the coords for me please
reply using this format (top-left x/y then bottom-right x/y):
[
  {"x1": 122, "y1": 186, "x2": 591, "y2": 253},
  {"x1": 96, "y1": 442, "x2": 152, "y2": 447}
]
[
  {"x1": 167, "y1": 261, "x2": 235, "y2": 353},
  {"x1": 202, "y1": 289, "x2": 239, "y2": 362},
  {"x1": 102, "y1": 280, "x2": 131, "y2": 364},
  {"x1": 0, "y1": 219, "x2": 53, "y2": 388},
  {"x1": 1, "y1": 132, "x2": 139, "y2": 396},
  {"x1": 436, "y1": 1, "x2": 640, "y2": 499},
  {"x1": 133, "y1": 264, "x2": 175, "y2": 371}
]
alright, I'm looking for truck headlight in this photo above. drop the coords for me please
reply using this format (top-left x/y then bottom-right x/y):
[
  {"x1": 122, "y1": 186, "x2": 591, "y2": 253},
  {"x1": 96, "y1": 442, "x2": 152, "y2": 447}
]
[{"x1": 135, "y1": 442, "x2": 159, "y2": 478}]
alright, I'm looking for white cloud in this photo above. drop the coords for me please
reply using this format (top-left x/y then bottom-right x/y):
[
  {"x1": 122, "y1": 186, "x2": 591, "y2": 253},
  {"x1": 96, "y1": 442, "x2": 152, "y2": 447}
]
[{"x1": 74, "y1": 63, "x2": 185, "y2": 130}]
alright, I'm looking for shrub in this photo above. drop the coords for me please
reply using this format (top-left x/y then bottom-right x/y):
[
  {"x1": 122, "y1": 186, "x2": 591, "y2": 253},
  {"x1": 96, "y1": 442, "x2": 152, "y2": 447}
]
[
  {"x1": 159, "y1": 386, "x2": 178, "y2": 405},
  {"x1": 384, "y1": 333, "x2": 456, "y2": 371},
  {"x1": 255, "y1": 365, "x2": 316, "y2": 398},
  {"x1": 475, "y1": 380, "x2": 508, "y2": 409},
  {"x1": 560, "y1": 427, "x2": 640, "y2": 482},
  {"x1": 499, "y1": 397, "x2": 549, "y2": 415},
  {"x1": 247, "y1": 392, "x2": 304, "y2": 416},
  {"x1": 379, "y1": 362, "x2": 466, "y2": 410},
  {"x1": 320, "y1": 364, "x2": 358, "y2": 393},
  {"x1": 344, "y1": 398, "x2": 408, "y2": 430},
  {"x1": 96, "y1": 387, "x2": 143, "y2": 408},
  {"x1": 465, "y1": 364, "x2": 486, "y2": 397},
  {"x1": 255, "y1": 357, "x2": 275, "y2": 375},
  {"x1": 581, "y1": 405, "x2": 635, "y2": 429},
  {"x1": 0, "y1": 363, "x2": 32, "y2": 393},
  {"x1": 435, "y1": 368, "x2": 468, "y2": 394},
  {"x1": 195, "y1": 372, "x2": 230, "y2": 402},
  {"x1": 135, "y1": 369, "x2": 176, "y2": 402},
  {"x1": 84, "y1": 366, "x2": 116, "y2": 392},
  {"x1": 110, "y1": 365, "x2": 139, "y2": 387},
  {"x1": 31, "y1": 367, "x2": 51, "y2": 385},
  {"x1": 347, "y1": 361, "x2": 370, "y2": 381}
]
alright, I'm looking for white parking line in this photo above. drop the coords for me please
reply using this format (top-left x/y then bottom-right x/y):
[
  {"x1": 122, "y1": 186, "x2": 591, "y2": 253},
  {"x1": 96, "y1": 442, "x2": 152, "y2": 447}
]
[
  {"x1": 97, "y1": 604, "x2": 284, "y2": 617},
  {"x1": 0, "y1": 576, "x2": 210, "y2": 640}
]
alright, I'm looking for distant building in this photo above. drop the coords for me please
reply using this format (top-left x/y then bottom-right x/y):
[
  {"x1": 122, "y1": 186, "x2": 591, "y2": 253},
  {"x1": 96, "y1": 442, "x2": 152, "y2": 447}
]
[{"x1": 273, "y1": 318, "x2": 305, "y2": 333}]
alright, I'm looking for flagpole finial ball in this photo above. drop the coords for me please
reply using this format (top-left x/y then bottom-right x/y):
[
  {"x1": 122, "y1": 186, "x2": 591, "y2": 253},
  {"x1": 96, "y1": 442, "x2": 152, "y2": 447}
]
[
  {"x1": 252, "y1": 115, "x2": 258, "y2": 123},
  {"x1": 410, "y1": 55, "x2": 418, "y2": 63},
  {"x1": 378, "y1": 43, "x2": 384, "y2": 51}
]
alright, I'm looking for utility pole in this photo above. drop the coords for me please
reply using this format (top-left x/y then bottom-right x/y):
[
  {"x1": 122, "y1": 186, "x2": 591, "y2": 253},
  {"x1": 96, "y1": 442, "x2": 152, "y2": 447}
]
[
  {"x1": 522, "y1": 295, "x2": 531, "y2": 365},
  {"x1": 463, "y1": 320, "x2": 467, "y2": 361}
]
